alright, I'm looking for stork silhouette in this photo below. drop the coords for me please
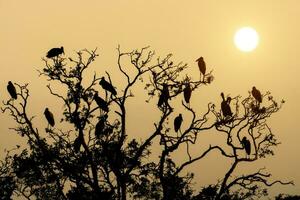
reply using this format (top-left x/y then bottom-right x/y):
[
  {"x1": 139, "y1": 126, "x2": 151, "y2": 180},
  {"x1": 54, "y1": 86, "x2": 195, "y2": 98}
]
[{"x1": 196, "y1": 57, "x2": 206, "y2": 81}]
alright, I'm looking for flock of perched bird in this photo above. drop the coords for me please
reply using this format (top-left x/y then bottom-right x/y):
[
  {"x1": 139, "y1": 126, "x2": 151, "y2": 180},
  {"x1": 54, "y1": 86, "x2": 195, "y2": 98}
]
[{"x1": 5, "y1": 47, "x2": 263, "y2": 157}]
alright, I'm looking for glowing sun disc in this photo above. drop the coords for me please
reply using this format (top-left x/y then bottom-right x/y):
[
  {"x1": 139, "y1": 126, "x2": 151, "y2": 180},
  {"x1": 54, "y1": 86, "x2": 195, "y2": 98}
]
[{"x1": 234, "y1": 27, "x2": 259, "y2": 52}]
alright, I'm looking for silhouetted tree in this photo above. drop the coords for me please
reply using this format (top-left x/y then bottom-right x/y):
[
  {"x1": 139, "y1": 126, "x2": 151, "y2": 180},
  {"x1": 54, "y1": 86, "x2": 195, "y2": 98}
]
[
  {"x1": 275, "y1": 194, "x2": 300, "y2": 200},
  {"x1": 0, "y1": 46, "x2": 294, "y2": 200}
]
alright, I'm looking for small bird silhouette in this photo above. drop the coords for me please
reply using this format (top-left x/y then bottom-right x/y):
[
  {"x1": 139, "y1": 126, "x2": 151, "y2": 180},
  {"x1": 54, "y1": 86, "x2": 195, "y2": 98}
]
[
  {"x1": 252, "y1": 86, "x2": 262, "y2": 103},
  {"x1": 183, "y1": 83, "x2": 192, "y2": 104},
  {"x1": 196, "y1": 57, "x2": 206, "y2": 76},
  {"x1": 174, "y1": 114, "x2": 183, "y2": 133},
  {"x1": 158, "y1": 83, "x2": 169, "y2": 107},
  {"x1": 221, "y1": 93, "x2": 232, "y2": 118},
  {"x1": 99, "y1": 77, "x2": 117, "y2": 96},
  {"x1": 7, "y1": 81, "x2": 17, "y2": 99},
  {"x1": 241, "y1": 136, "x2": 251, "y2": 156},
  {"x1": 46, "y1": 46, "x2": 64, "y2": 58},
  {"x1": 94, "y1": 92, "x2": 109, "y2": 112},
  {"x1": 44, "y1": 108, "x2": 55, "y2": 127}
]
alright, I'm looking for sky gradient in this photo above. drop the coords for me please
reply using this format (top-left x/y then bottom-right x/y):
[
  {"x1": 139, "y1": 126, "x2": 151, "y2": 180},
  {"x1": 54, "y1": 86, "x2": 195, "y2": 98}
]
[{"x1": 1, "y1": 0, "x2": 300, "y2": 197}]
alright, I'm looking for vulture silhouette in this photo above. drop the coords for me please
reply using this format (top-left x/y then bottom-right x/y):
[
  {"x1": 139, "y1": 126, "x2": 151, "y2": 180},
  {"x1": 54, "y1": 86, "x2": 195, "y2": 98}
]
[
  {"x1": 196, "y1": 57, "x2": 206, "y2": 77},
  {"x1": 158, "y1": 83, "x2": 169, "y2": 107},
  {"x1": 7, "y1": 81, "x2": 17, "y2": 99},
  {"x1": 46, "y1": 46, "x2": 64, "y2": 58},
  {"x1": 251, "y1": 86, "x2": 262, "y2": 103},
  {"x1": 221, "y1": 93, "x2": 232, "y2": 118},
  {"x1": 44, "y1": 108, "x2": 55, "y2": 127},
  {"x1": 241, "y1": 136, "x2": 251, "y2": 156},
  {"x1": 183, "y1": 83, "x2": 192, "y2": 104},
  {"x1": 99, "y1": 77, "x2": 117, "y2": 96},
  {"x1": 174, "y1": 114, "x2": 183, "y2": 132},
  {"x1": 94, "y1": 93, "x2": 109, "y2": 112}
]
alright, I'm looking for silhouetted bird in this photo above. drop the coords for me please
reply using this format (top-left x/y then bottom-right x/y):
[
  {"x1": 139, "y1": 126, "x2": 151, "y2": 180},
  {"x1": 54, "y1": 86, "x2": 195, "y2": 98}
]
[
  {"x1": 46, "y1": 46, "x2": 64, "y2": 58},
  {"x1": 99, "y1": 77, "x2": 117, "y2": 96},
  {"x1": 220, "y1": 93, "x2": 233, "y2": 118},
  {"x1": 73, "y1": 136, "x2": 82, "y2": 153},
  {"x1": 196, "y1": 57, "x2": 206, "y2": 77},
  {"x1": 241, "y1": 136, "x2": 251, "y2": 156},
  {"x1": 7, "y1": 81, "x2": 17, "y2": 99},
  {"x1": 174, "y1": 114, "x2": 183, "y2": 132},
  {"x1": 94, "y1": 93, "x2": 109, "y2": 112},
  {"x1": 44, "y1": 108, "x2": 55, "y2": 127},
  {"x1": 95, "y1": 115, "x2": 108, "y2": 138},
  {"x1": 158, "y1": 83, "x2": 169, "y2": 107},
  {"x1": 252, "y1": 86, "x2": 262, "y2": 103},
  {"x1": 183, "y1": 83, "x2": 192, "y2": 104}
]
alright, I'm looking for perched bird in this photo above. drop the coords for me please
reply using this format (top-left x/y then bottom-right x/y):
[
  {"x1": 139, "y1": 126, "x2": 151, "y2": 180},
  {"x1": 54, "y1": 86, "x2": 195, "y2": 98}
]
[
  {"x1": 251, "y1": 86, "x2": 262, "y2": 103},
  {"x1": 220, "y1": 93, "x2": 233, "y2": 118},
  {"x1": 158, "y1": 83, "x2": 169, "y2": 107},
  {"x1": 7, "y1": 81, "x2": 17, "y2": 99},
  {"x1": 94, "y1": 93, "x2": 109, "y2": 112},
  {"x1": 241, "y1": 136, "x2": 251, "y2": 156},
  {"x1": 46, "y1": 46, "x2": 64, "y2": 58},
  {"x1": 174, "y1": 114, "x2": 183, "y2": 132},
  {"x1": 44, "y1": 108, "x2": 55, "y2": 127},
  {"x1": 99, "y1": 77, "x2": 117, "y2": 96},
  {"x1": 95, "y1": 115, "x2": 108, "y2": 137},
  {"x1": 183, "y1": 83, "x2": 192, "y2": 104},
  {"x1": 196, "y1": 57, "x2": 206, "y2": 77}
]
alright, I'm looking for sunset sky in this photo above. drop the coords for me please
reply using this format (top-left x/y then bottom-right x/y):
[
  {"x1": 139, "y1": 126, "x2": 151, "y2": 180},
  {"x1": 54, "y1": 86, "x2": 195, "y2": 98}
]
[{"x1": 1, "y1": 0, "x2": 300, "y2": 198}]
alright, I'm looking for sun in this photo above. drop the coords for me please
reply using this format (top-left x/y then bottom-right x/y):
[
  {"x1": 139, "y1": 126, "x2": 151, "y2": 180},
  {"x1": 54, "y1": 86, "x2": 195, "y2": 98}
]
[{"x1": 234, "y1": 27, "x2": 259, "y2": 52}]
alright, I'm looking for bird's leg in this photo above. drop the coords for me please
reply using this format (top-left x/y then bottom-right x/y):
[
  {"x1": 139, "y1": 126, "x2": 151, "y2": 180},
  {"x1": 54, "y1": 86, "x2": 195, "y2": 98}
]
[
  {"x1": 46, "y1": 123, "x2": 50, "y2": 132},
  {"x1": 179, "y1": 129, "x2": 183, "y2": 137}
]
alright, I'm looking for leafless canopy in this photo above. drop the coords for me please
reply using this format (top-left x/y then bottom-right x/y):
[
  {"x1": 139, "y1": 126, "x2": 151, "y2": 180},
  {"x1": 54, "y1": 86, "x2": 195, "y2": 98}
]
[{"x1": 0, "y1": 47, "x2": 292, "y2": 200}]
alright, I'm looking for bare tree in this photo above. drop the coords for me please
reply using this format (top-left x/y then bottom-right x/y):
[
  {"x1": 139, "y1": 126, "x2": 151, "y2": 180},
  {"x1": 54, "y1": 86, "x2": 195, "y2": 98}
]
[{"x1": 0, "y1": 46, "x2": 292, "y2": 200}]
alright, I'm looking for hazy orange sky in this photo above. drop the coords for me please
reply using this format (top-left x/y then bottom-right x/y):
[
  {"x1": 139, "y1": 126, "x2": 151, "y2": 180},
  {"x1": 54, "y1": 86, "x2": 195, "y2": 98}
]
[{"x1": 1, "y1": 0, "x2": 300, "y2": 198}]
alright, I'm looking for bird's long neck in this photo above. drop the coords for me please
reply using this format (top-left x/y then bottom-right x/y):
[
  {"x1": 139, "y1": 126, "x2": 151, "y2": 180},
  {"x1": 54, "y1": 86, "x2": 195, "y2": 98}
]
[{"x1": 221, "y1": 93, "x2": 225, "y2": 101}]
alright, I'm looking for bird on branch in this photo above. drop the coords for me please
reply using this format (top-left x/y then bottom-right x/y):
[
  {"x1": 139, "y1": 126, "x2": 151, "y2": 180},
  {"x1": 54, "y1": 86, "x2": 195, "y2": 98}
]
[
  {"x1": 221, "y1": 92, "x2": 233, "y2": 119},
  {"x1": 174, "y1": 113, "x2": 183, "y2": 133},
  {"x1": 7, "y1": 81, "x2": 17, "y2": 100},
  {"x1": 46, "y1": 47, "x2": 65, "y2": 58},
  {"x1": 196, "y1": 57, "x2": 206, "y2": 81},
  {"x1": 94, "y1": 92, "x2": 109, "y2": 112},
  {"x1": 183, "y1": 83, "x2": 192, "y2": 104},
  {"x1": 44, "y1": 108, "x2": 55, "y2": 127},
  {"x1": 158, "y1": 83, "x2": 170, "y2": 108},
  {"x1": 252, "y1": 86, "x2": 262, "y2": 104},
  {"x1": 46, "y1": 46, "x2": 64, "y2": 58},
  {"x1": 241, "y1": 136, "x2": 251, "y2": 157},
  {"x1": 99, "y1": 77, "x2": 117, "y2": 96}
]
